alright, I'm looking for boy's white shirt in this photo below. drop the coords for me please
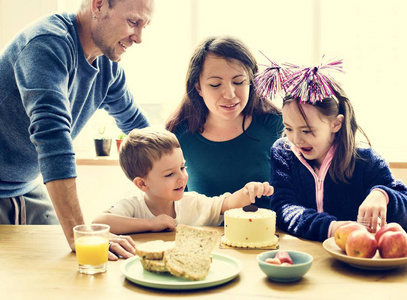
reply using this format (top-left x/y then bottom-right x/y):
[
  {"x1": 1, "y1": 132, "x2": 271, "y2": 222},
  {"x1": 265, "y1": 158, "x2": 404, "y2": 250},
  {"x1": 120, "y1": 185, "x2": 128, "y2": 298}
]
[{"x1": 106, "y1": 189, "x2": 229, "y2": 226}]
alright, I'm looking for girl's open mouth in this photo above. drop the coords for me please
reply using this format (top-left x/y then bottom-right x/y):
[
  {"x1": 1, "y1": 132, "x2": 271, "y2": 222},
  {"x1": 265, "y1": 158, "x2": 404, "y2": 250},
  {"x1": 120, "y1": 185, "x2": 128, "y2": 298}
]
[{"x1": 301, "y1": 147, "x2": 313, "y2": 154}]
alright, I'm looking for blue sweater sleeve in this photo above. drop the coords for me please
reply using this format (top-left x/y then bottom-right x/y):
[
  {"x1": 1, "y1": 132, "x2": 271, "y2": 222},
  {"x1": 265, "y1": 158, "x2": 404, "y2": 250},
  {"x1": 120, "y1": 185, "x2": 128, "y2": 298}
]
[
  {"x1": 360, "y1": 149, "x2": 407, "y2": 229},
  {"x1": 269, "y1": 139, "x2": 336, "y2": 241},
  {"x1": 15, "y1": 35, "x2": 77, "y2": 183},
  {"x1": 99, "y1": 66, "x2": 149, "y2": 134}
]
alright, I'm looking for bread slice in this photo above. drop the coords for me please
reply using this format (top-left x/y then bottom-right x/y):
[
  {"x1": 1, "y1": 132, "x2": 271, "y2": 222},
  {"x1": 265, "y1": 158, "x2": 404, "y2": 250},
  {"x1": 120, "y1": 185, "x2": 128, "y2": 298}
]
[
  {"x1": 163, "y1": 225, "x2": 219, "y2": 281},
  {"x1": 135, "y1": 240, "x2": 175, "y2": 260},
  {"x1": 140, "y1": 258, "x2": 168, "y2": 273}
]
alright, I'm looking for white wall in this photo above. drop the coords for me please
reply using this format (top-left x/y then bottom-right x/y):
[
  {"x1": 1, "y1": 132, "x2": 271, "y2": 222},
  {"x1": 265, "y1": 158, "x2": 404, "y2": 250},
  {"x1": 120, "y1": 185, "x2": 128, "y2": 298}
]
[
  {"x1": 318, "y1": 0, "x2": 407, "y2": 162},
  {"x1": 0, "y1": 0, "x2": 57, "y2": 48},
  {"x1": 76, "y1": 165, "x2": 135, "y2": 223}
]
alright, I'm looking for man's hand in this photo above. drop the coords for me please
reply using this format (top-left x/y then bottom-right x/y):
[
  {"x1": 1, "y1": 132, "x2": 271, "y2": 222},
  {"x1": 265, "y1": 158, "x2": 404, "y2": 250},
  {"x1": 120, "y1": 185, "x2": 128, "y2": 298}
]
[{"x1": 107, "y1": 234, "x2": 136, "y2": 261}]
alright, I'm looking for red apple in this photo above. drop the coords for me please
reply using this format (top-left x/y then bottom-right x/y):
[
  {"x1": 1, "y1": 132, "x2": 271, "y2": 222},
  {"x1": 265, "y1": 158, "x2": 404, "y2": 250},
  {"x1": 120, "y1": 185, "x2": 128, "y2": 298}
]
[
  {"x1": 334, "y1": 222, "x2": 367, "y2": 251},
  {"x1": 375, "y1": 222, "x2": 406, "y2": 243},
  {"x1": 345, "y1": 229, "x2": 377, "y2": 258},
  {"x1": 378, "y1": 231, "x2": 407, "y2": 258}
]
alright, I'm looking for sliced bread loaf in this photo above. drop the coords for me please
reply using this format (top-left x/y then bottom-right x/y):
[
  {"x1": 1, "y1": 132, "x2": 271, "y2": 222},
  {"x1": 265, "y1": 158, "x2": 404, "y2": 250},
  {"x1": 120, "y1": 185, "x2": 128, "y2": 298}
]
[
  {"x1": 135, "y1": 240, "x2": 175, "y2": 260},
  {"x1": 163, "y1": 224, "x2": 219, "y2": 281},
  {"x1": 140, "y1": 258, "x2": 168, "y2": 273}
]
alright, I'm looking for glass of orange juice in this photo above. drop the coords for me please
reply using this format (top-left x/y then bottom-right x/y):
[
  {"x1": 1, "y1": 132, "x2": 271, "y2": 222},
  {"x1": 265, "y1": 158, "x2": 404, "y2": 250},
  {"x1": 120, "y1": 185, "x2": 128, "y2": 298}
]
[{"x1": 73, "y1": 224, "x2": 110, "y2": 275}]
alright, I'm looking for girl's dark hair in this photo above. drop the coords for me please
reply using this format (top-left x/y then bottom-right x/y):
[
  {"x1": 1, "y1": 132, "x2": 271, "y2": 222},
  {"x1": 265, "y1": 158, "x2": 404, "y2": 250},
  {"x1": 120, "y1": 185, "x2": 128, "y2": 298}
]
[
  {"x1": 166, "y1": 35, "x2": 280, "y2": 133},
  {"x1": 283, "y1": 86, "x2": 370, "y2": 183}
]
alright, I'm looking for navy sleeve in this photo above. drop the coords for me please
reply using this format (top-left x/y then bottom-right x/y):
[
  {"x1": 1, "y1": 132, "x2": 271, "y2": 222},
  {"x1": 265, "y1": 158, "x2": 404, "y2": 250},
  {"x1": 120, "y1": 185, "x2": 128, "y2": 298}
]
[{"x1": 360, "y1": 149, "x2": 407, "y2": 229}]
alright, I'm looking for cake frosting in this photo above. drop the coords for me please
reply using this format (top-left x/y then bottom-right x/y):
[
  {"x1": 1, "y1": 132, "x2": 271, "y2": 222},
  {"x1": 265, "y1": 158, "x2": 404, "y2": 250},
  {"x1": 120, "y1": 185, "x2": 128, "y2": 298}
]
[{"x1": 221, "y1": 208, "x2": 278, "y2": 248}]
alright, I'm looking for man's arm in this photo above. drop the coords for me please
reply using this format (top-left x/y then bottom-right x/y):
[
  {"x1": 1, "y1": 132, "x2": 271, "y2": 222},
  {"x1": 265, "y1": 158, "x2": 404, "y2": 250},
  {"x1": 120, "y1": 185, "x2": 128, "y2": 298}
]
[
  {"x1": 46, "y1": 178, "x2": 136, "y2": 260},
  {"x1": 45, "y1": 178, "x2": 84, "y2": 251}
]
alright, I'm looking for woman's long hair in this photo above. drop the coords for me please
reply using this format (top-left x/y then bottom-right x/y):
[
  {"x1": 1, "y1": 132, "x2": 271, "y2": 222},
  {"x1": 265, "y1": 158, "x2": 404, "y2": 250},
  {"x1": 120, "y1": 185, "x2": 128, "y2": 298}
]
[{"x1": 166, "y1": 35, "x2": 280, "y2": 133}]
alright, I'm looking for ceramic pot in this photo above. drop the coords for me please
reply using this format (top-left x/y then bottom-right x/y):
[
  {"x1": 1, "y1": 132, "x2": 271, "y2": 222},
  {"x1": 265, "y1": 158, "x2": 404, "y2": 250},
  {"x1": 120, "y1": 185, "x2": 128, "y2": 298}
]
[
  {"x1": 116, "y1": 139, "x2": 123, "y2": 152},
  {"x1": 94, "y1": 139, "x2": 112, "y2": 156}
]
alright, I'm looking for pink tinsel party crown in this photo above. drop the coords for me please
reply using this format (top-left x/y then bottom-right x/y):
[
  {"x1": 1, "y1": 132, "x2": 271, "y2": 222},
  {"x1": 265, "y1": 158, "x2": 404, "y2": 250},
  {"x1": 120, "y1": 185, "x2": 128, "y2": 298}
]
[
  {"x1": 254, "y1": 51, "x2": 293, "y2": 100},
  {"x1": 255, "y1": 54, "x2": 344, "y2": 104}
]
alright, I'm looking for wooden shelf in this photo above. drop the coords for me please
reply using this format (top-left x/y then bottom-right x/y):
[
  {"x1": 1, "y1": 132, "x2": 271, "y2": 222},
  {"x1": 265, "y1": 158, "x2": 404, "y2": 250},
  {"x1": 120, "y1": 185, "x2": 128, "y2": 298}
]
[
  {"x1": 75, "y1": 152, "x2": 119, "y2": 166},
  {"x1": 389, "y1": 162, "x2": 407, "y2": 169}
]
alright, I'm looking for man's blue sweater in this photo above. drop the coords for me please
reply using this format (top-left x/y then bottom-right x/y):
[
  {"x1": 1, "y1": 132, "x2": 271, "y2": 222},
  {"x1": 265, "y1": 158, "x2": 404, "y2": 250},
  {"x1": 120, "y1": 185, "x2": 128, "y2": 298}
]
[{"x1": 0, "y1": 13, "x2": 148, "y2": 197}]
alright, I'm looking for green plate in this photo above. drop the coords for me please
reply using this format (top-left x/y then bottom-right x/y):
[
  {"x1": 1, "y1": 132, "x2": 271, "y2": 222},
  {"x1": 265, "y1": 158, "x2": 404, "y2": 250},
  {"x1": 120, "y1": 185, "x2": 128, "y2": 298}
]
[{"x1": 121, "y1": 252, "x2": 241, "y2": 290}]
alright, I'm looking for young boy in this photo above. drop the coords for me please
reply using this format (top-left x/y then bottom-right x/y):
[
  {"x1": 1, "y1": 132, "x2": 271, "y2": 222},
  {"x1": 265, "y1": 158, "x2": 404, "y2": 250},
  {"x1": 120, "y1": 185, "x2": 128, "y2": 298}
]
[{"x1": 93, "y1": 127, "x2": 274, "y2": 234}]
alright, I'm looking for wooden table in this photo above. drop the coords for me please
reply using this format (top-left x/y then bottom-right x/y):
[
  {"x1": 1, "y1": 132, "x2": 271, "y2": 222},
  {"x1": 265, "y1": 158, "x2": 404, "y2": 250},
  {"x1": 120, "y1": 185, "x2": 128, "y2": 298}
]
[{"x1": 1, "y1": 225, "x2": 405, "y2": 300}]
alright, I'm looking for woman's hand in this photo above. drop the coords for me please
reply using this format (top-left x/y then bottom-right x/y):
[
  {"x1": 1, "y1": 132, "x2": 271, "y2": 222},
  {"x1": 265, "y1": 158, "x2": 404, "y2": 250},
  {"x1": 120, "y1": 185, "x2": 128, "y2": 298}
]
[{"x1": 358, "y1": 189, "x2": 388, "y2": 233}]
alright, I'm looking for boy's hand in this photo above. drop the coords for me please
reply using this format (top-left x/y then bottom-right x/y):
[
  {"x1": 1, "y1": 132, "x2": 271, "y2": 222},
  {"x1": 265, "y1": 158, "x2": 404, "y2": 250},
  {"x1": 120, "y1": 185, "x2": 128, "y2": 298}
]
[
  {"x1": 149, "y1": 214, "x2": 176, "y2": 232},
  {"x1": 243, "y1": 182, "x2": 274, "y2": 203}
]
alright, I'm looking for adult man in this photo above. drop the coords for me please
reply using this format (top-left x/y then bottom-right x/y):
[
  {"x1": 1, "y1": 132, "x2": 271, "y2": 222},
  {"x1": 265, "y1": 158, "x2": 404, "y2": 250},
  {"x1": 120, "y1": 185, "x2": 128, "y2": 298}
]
[{"x1": 0, "y1": 0, "x2": 154, "y2": 260}]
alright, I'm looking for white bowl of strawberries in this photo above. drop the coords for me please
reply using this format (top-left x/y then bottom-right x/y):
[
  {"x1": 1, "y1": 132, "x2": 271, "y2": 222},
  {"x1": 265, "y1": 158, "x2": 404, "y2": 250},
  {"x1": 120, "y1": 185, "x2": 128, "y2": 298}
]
[{"x1": 257, "y1": 250, "x2": 313, "y2": 282}]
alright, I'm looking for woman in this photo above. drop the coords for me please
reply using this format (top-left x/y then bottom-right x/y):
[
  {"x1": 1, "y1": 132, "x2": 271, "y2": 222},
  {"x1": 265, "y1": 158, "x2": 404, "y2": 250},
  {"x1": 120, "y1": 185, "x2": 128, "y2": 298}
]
[{"x1": 166, "y1": 36, "x2": 283, "y2": 208}]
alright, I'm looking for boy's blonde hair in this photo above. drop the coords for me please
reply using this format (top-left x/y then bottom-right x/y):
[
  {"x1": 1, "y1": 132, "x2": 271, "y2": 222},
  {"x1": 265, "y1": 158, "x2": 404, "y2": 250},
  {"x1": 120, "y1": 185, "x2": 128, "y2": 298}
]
[{"x1": 119, "y1": 127, "x2": 180, "y2": 181}]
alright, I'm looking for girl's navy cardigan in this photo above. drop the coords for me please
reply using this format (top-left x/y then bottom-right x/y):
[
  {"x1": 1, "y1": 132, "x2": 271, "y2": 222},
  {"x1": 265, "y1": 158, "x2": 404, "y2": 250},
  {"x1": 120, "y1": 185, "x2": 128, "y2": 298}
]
[{"x1": 269, "y1": 138, "x2": 407, "y2": 242}]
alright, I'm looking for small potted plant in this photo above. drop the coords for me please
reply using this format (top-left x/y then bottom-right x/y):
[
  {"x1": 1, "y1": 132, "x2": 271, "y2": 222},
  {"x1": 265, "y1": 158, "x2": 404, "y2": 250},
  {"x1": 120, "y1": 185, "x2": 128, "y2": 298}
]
[
  {"x1": 116, "y1": 132, "x2": 127, "y2": 152},
  {"x1": 94, "y1": 125, "x2": 112, "y2": 156}
]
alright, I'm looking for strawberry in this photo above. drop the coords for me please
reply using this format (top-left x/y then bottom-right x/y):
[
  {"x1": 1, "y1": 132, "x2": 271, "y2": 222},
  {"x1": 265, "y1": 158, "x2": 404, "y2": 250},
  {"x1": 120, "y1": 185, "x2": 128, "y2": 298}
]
[{"x1": 275, "y1": 251, "x2": 293, "y2": 265}]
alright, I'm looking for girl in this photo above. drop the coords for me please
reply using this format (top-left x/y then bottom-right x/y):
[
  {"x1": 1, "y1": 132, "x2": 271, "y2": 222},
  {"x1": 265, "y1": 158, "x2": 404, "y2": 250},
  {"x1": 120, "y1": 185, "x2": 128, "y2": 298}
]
[
  {"x1": 258, "y1": 60, "x2": 407, "y2": 241},
  {"x1": 165, "y1": 36, "x2": 283, "y2": 208}
]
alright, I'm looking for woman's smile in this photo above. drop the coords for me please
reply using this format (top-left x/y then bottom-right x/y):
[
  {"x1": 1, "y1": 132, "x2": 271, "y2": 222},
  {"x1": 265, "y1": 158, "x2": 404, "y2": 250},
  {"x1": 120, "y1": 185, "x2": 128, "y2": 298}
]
[{"x1": 219, "y1": 102, "x2": 239, "y2": 110}]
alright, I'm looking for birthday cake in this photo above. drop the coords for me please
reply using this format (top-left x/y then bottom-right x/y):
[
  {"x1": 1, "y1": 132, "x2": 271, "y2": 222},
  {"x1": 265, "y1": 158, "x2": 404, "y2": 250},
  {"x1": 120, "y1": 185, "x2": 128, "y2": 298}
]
[{"x1": 221, "y1": 207, "x2": 278, "y2": 248}]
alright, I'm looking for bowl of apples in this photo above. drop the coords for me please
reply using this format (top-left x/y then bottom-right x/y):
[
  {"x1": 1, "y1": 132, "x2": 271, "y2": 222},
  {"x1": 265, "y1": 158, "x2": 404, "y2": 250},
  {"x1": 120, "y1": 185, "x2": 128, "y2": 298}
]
[
  {"x1": 323, "y1": 222, "x2": 407, "y2": 270},
  {"x1": 257, "y1": 250, "x2": 313, "y2": 282}
]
